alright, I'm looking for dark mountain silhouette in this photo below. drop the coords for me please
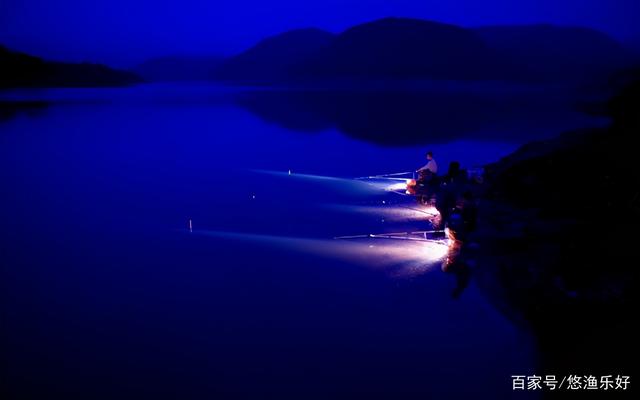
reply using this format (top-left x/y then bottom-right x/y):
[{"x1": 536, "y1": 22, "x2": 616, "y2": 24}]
[
  {"x1": 134, "y1": 55, "x2": 223, "y2": 81},
  {"x1": 1, "y1": 45, "x2": 141, "y2": 88},
  {"x1": 216, "y1": 18, "x2": 503, "y2": 83},
  {"x1": 302, "y1": 17, "x2": 505, "y2": 80},
  {"x1": 215, "y1": 18, "x2": 637, "y2": 85},
  {"x1": 215, "y1": 28, "x2": 335, "y2": 83},
  {"x1": 473, "y1": 24, "x2": 635, "y2": 82}
]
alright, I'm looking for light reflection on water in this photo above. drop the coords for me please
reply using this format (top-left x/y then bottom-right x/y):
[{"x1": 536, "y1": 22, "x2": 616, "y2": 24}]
[
  {"x1": 195, "y1": 229, "x2": 450, "y2": 278},
  {"x1": 0, "y1": 83, "x2": 583, "y2": 399}
]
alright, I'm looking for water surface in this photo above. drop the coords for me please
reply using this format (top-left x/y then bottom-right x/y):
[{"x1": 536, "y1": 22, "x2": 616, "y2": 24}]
[{"x1": 1, "y1": 83, "x2": 605, "y2": 399}]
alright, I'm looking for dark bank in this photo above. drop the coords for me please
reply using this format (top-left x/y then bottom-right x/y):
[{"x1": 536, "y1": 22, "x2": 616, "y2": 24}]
[{"x1": 2, "y1": 5, "x2": 640, "y2": 399}]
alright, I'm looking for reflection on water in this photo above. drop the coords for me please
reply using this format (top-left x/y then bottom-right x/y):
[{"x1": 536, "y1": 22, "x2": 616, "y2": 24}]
[
  {"x1": 0, "y1": 83, "x2": 583, "y2": 399},
  {"x1": 234, "y1": 87, "x2": 608, "y2": 146},
  {"x1": 323, "y1": 203, "x2": 438, "y2": 223},
  {"x1": 0, "y1": 100, "x2": 48, "y2": 121},
  {"x1": 195, "y1": 229, "x2": 449, "y2": 278}
]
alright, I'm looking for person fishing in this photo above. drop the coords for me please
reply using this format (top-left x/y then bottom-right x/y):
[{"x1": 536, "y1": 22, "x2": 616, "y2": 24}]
[
  {"x1": 409, "y1": 151, "x2": 438, "y2": 204},
  {"x1": 417, "y1": 151, "x2": 438, "y2": 175}
]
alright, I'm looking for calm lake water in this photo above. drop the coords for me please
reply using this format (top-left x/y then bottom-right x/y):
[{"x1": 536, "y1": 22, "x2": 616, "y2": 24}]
[{"x1": 0, "y1": 83, "x2": 606, "y2": 399}]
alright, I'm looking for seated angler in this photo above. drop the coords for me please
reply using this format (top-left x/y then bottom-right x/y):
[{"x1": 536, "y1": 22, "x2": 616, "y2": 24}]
[{"x1": 417, "y1": 151, "x2": 438, "y2": 177}]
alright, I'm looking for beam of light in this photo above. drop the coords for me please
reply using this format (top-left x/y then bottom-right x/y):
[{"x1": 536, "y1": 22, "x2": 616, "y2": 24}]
[
  {"x1": 385, "y1": 181, "x2": 410, "y2": 192},
  {"x1": 323, "y1": 203, "x2": 439, "y2": 222},
  {"x1": 251, "y1": 169, "x2": 427, "y2": 199},
  {"x1": 250, "y1": 169, "x2": 382, "y2": 194},
  {"x1": 252, "y1": 169, "x2": 348, "y2": 182},
  {"x1": 192, "y1": 229, "x2": 449, "y2": 278},
  {"x1": 354, "y1": 171, "x2": 414, "y2": 179},
  {"x1": 334, "y1": 232, "x2": 444, "y2": 240}
]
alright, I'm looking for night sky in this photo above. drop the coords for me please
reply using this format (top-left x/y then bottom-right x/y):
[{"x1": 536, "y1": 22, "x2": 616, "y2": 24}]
[{"x1": 1, "y1": 0, "x2": 639, "y2": 67}]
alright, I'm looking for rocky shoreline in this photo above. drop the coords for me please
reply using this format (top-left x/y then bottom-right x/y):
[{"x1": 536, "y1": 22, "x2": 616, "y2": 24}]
[{"x1": 462, "y1": 81, "x2": 639, "y2": 375}]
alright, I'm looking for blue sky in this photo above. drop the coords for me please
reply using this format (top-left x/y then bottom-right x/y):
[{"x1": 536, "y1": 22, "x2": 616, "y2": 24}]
[{"x1": 1, "y1": 0, "x2": 638, "y2": 67}]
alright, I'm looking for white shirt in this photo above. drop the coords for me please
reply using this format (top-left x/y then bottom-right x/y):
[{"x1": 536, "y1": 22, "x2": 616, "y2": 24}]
[{"x1": 418, "y1": 159, "x2": 438, "y2": 174}]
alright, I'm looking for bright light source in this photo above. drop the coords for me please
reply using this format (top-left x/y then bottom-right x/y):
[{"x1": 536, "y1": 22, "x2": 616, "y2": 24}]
[
  {"x1": 386, "y1": 182, "x2": 408, "y2": 191},
  {"x1": 196, "y1": 230, "x2": 451, "y2": 278}
]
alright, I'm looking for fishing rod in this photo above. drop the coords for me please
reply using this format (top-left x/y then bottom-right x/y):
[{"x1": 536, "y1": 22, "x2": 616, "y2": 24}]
[
  {"x1": 371, "y1": 177, "x2": 413, "y2": 181},
  {"x1": 354, "y1": 171, "x2": 415, "y2": 180},
  {"x1": 334, "y1": 236, "x2": 448, "y2": 244},
  {"x1": 334, "y1": 230, "x2": 445, "y2": 241},
  {"x1": 395, "y1": 204, "x2": 440, "y2": 217},
  {"x1": 373, "y1": 230, "x2": 445, "y2": 236}
]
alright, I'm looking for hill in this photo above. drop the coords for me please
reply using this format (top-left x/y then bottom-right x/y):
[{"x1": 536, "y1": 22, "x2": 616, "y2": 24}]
[
  {"x1": 474, "y1": 24, "x2": 634, "y2": 82},
  {"x1": 1, "y1": 45, "x2": 142, "y2": 88},
  {"x1": 215, "y1": 18, "x2": 636, "y2": 84},
  {"x1": 215, "y1": 28, "x2": 335, "y2": 83}
]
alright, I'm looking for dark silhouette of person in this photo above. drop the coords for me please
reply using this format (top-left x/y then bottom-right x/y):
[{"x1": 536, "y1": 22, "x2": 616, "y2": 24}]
[
  {"x1": 442, "y1": 190, "x2": 478, "y2": 298},
  {"x1": 417, "y1": 151, "x2": 438, "y2": 175}
]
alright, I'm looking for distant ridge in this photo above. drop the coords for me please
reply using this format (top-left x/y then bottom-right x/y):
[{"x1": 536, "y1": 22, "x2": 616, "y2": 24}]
[
  {"x1": 214, "y1": 18, "x2": 636, "y2": 84},
  {"x1": 1, "y1": 45, "x2": 142, "y2": 88},
  {"x1": 215, "y1": 28, "x2": 335, "y2": 83},
  {"x1": 473, "y1": 24, "x2": 635, "y2": 82},
  {"x1": 303, "y1": 17, "x2": 504, "y2": 80}
]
